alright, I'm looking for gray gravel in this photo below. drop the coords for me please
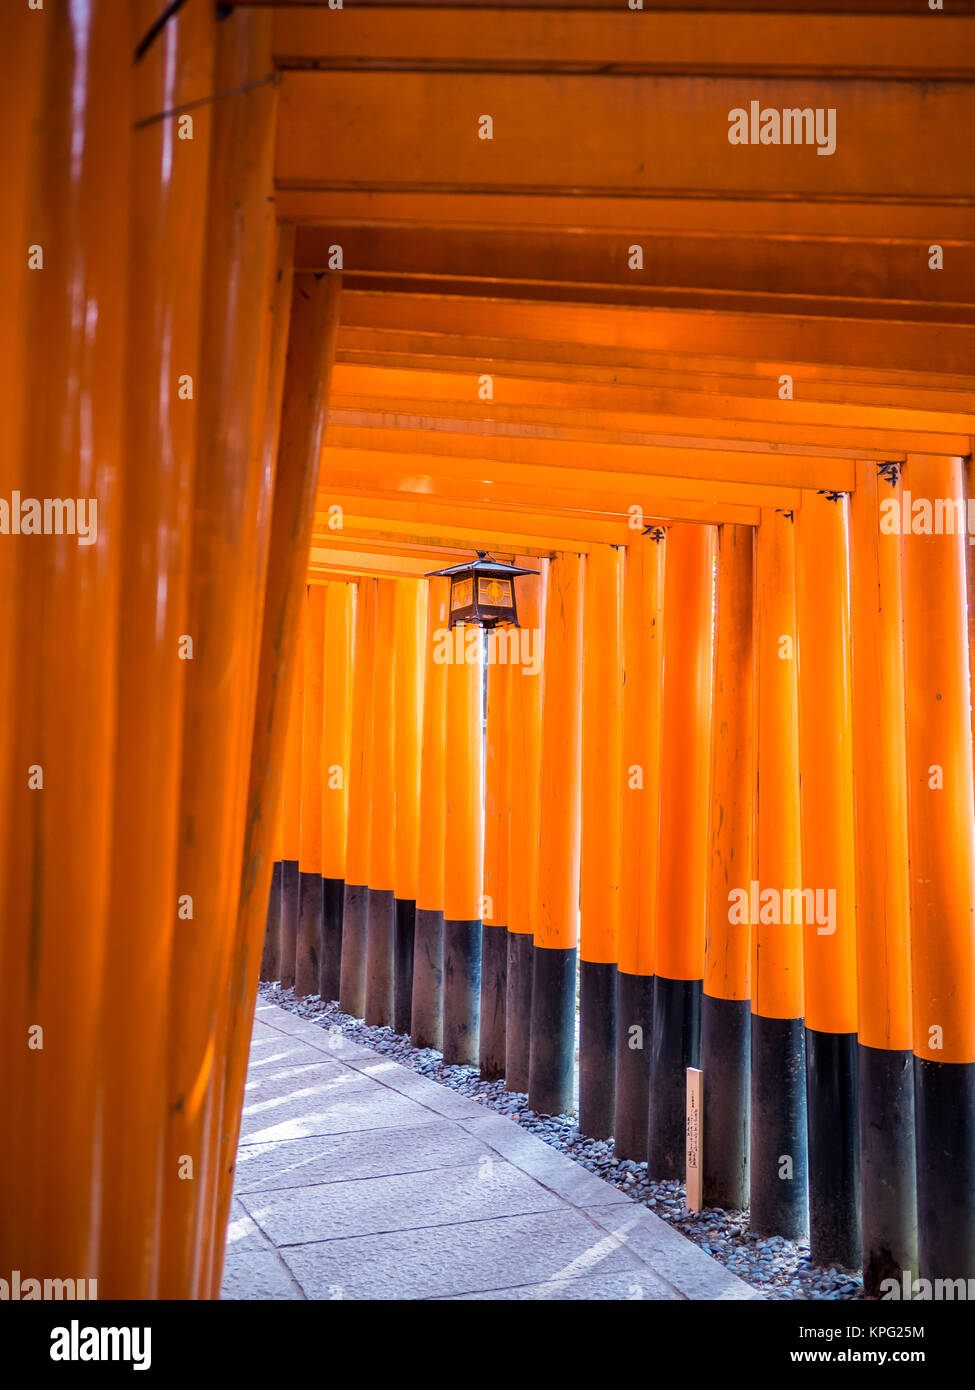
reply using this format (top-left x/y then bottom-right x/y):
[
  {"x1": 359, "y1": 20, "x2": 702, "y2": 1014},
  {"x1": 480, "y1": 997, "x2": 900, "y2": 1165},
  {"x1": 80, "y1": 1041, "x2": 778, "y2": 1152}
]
[{"x1": 257, "y1": 981, "x2": 864, "y2": 1301}]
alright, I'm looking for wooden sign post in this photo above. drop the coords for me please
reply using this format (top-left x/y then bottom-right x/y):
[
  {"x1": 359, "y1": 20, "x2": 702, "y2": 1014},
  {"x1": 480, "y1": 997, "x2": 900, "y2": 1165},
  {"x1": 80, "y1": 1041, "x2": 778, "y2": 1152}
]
[{"x1": 686, "y1": 1067, "x2": 703, "y2": 1212}]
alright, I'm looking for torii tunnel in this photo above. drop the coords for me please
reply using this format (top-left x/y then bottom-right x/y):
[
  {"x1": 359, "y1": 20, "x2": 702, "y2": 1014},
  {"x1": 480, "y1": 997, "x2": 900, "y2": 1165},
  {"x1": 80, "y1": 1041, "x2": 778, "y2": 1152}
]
[{"x1": 2, "y1": 0, "x2": 975, "y2": 1319}]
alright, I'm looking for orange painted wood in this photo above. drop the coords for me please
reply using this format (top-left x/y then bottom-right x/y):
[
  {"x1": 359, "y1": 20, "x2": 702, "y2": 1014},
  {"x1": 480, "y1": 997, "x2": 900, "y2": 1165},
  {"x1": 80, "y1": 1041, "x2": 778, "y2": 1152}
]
[
  {"x1": 902, "y1": 456, "x2": 975, "y2": 1065},
  {"x1": 795, "y1": 492, "x2": 858, "y2": 1037},
  {"x1": 322, "y1": 582, "x2": 354, "y2": 880},
  {"x1": 300, "y1": 586, "x2": 326, "y2": 875},
  {"x1": 393, "y1": 579, "x2": 427, "y2": 902},
  {"x1": 618, "y1": 537, "x2": 665, "y2": 978},
  {"x1": 580, "y1": 545, "x2": 624, "y2": 965},
  {"x1": 506, "y1": 562, "x2": 547, "y2": 938},
  {"x1": 752, "y1": 510, "x2": 803, "y2": 1022},
  {"x1": 444, "y1": 626, "x2": 484, "y2": 923},
  {"x1": 535, "y1": 554, "x2": 585, "y2": 953},
  {"x1": 208, "y1": 265, "x2": 343, "y2": 1295},
  {"x1": 417, "y1": 578, "x2": 449, "y2": 914},
  {"x1": 655, "y1": 524, "x2": 715, "y2": 982},
  {"x1": 704, "y1": 525, "x2": 755, "y2": 1004}
]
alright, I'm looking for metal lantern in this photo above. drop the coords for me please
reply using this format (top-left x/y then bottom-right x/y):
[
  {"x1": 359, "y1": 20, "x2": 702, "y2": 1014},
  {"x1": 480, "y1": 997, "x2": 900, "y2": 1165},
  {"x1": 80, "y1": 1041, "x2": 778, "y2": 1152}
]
[{"x1": 426, "y1": 551, "x2": 538, "y2": 630}]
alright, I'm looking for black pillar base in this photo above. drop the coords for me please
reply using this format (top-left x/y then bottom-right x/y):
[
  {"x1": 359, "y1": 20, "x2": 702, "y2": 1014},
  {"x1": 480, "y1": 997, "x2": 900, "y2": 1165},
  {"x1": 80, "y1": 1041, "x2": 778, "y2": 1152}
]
[
  {"x1": 411, "y1": 906, "x2": 444, "y2": 1050},
  {"x1": 443, "y1": 918, "x2": 481, "y2": 1066},
  {"x1": 295, "y1": 870, "x2": 323, "y2": 998},
  {"x1": 528, "y1": 944, "x2": 577, "y2": 1117},
  {"x1": 365, "y1": 887, "x2": 395, "y2": 1026},
  {"x1": 393, "y1": 897, "x2": 416, "y2": 1036},
  {"x1": 807, "y1": 1028, "x2": 861, "y2": 1271},
  {"x1": 338, "y1": 883, "x2": 368, "y2": 1019},
  {"x1": 614, "y1": 971, "x2": 653, "y2": 1161},
  {"x1": 701, "y1": 993, "x2": 749, "y2": 1210},
  {"x1": 648, "y1": 975, "x2": 701, "y2": 1180},
  {"x1": 859, "y1": 1043, "x2": 917, "y2": 1295},
  {"x1": 750, "y1": 1013, "x2": 808, "y2": 1240},
  {"x1": 504, "y1": 931, "x2": 533, "y2": 1093},
  {"x1": 278, "y1": 859, "x2": 299, "y2": 991},
  {"x1": 914, "y1": 1055, "x2": 975, "y2": 1282},
  {"x1": 579, "y1": 960, "x2": 616, "y2": 1139},
  {"x1": 319, "y1": 875, "x2": 344, "y2": 1004},
  {"x1": 479, "y1": 924, "x2": 508, "y2": 1080},
  {"x1": 260, "y1": 861, "x2": 282, "y2": 982}
]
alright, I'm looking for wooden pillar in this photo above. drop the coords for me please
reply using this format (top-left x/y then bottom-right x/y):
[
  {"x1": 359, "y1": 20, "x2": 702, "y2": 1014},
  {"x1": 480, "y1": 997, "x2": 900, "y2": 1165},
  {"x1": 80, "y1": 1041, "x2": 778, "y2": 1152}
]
[
  {"x1": 261, "y1": 788, "x2": 283, "y2": 983},
  {"x1": 616, "y1": 534, "x2": 665, "y2": 1159},
  {"x1": 796, "y1": 490, "x2": 860, "y2": 1271},
  {"x1": 95, "y1": 0, "x2": 215, "y2": 1299},
  {"x1": 160, "y1": 4, "x2": 279, "y2": 1297},
  {"x1": 901, "y1": 454, "x2": 975, "y2": 1283},
  {"x1": 320, "y1": 581, "x2": 354, "y2": 1003},
  {"x1": 365, "y1": 579, "x2": 397, "y2": 1025},
  {"x1": 504, "y1": 561, "x2": 547, "y2": 1092},
  {"x1": 296, "y1": 585, "x2": 325, "y2": 997},
  {"x1": 279, "y1": 606, "x2": 304, "y2": 991},
  {"x1": 480, "y1": 647, "x2": 510, "y2": 1077},
  {"x1": 443, "y1": 623, "x2": 485, "y2": 1065},
  {"x1": 529, "y1": 552, "x2": 584, "y2": 1116},
  {"x1": 393, "y1": 579, "x2": 427, "y2": 1034},
  {"x1": 208, "y1": 267, "x2": 343, "y2": 1295},
  {"x1": 412, "y1": 577, "x2": 449, "y2": 1049},
  {"x1": 254, "y1": 223, "x2": 297, "y2": 987},
  {"x1": 650, "y1": 523, "x2": 715, "y2": 1179},
  {"x1": 702, "y1": 524, "x2": 754, "y2": 1210},
  {"x1": 6, "y1": 0, "x2": 131, "y2": 1283},
  {"x1": 340, "y1": 579, "x2": 377, "y2": 1020},
  {"x1": 579, "y1": 545, "x2": 624, "y2": 1138},
  {"x1": 751, "y1": 508, "x2": 808, "y2": 1241}
]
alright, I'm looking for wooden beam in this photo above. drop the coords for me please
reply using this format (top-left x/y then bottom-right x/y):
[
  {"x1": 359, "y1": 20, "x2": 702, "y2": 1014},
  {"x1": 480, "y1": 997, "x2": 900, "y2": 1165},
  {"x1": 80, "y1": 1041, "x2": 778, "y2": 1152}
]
[
  {"x1": 337, "y1": 328, "x2": 975, "y2": 403},
  {"x1": 338, "y1": 291, "x2": 975, "y2": 376},
  {"x1": 278, "y1": 71, "x2": 975, "y2": 200},
  {"x1": 295, "y1": 225, "x2": 975, "y2": 314},
  {"x1": 323, "y1": 424, "x2": 855, "y2": 493},
  {"x1": 327, "y1": 392, "x2": 970, "y2": 459},
  {"x1": 272, "y1": 9, "x2": 975, "y2": 79},
  {"x1": 319, "y1": 450, "x2": 789, "y2": 515},
  {"x1": 329, "y1": 363, "x2": 975, "y2": 447}
]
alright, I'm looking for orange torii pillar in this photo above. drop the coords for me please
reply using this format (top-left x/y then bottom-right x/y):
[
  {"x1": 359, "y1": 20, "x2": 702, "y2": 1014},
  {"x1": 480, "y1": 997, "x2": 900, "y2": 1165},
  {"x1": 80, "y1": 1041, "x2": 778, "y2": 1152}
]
[
  {"x1": 279, "y1": 606, "x2": 304, "y2": 991},
  {"x1": 340, "y1": 578, "x2": 376, "y2": 1019},
  {"x1": 443, "y1": 622, "x2": 484, "y2": 1065},
  {"x1": 393, "y1": 579, "x2": 427, "y2": 1034},
  {"x1": 161, "y1": 0, "x2": 280, "y2": 1297},
  {"x1": 901, "y1": 454, "x2": 975, "y2": 1282},
  {"x1": 529, "y1": 553, "x2": 584, "y2": 1117},
  {"x1": 580, "y1": 545, "x2": 624, "y2": 1138},
  {"x1": 751, "y1": 508, "x2": 808, "y2": 1240},
  {"x1": 481, "y1": 648, "x2": 510, "y2": 1079},
  {"x1": 650, "y1": 523, "x2": 715, "y2": 1177},
  {"x1": 702, "y1": 524, "x2": 754, "y2": 1210},
  {"x1": 2, "y1": 0, "x2": 131, "y2": 1289},
  {"x1": 209, "y1": 266, "x2": 343, "y2": 1295},
  {"x1": 365, "y1": 578, "x2": 398, "y2": 1026},
  {"x1": 296, "y1": 584, "x2": 325, "y2": 997},
  {"x1": 412, "y1": 577, "x2": 450, "y2": 1049},
  {"x1": 505, "y1": 561, "x2": 547, "y2": 1093},
  {"x1": 850, "y1": 460, "x2": 916, "y2": 1295},
  {"x1": 616, "y1": 533, "x2": 665, "y2": 1159},
  {"x1": 320, "y1": 581, "x2": 354, "y2": 1003},
  {"x1": 260, "y1": 786, "x2": 283, "y2": 982},
  {"x1": 796, "y1": 491, "x2": 860, "y2": 1271}
]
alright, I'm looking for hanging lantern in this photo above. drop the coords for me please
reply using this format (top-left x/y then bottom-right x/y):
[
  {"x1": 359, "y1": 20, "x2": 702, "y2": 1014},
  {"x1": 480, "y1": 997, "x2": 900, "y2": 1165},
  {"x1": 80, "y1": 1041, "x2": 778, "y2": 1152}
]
[{"x1": 426, "y1": 551, "x2": 538, "y2": 630}]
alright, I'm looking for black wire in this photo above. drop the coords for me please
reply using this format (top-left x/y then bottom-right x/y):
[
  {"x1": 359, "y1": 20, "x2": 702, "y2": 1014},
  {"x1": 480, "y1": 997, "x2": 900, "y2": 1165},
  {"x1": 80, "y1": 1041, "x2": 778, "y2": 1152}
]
[{"x1": 134, "y1": 0, "x2": 190, "y2": 63}]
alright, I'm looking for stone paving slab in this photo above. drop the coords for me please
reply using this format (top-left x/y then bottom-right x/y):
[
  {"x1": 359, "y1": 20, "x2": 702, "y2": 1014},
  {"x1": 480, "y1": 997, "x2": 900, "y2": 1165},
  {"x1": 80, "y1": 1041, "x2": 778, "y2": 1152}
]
[
  {"x1": 222, "y1": 999, "x2": 761, "y2": 1302},
  {"x1": 233, "y1": 1122, "x2": 488, "y2": 1195}
]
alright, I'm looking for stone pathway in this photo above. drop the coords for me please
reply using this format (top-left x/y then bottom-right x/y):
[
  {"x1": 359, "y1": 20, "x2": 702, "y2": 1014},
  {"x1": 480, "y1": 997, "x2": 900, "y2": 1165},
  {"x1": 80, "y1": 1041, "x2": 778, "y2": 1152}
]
[{"x1": 220, "y1": 999, "x2": 761, "y2": 1301}]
